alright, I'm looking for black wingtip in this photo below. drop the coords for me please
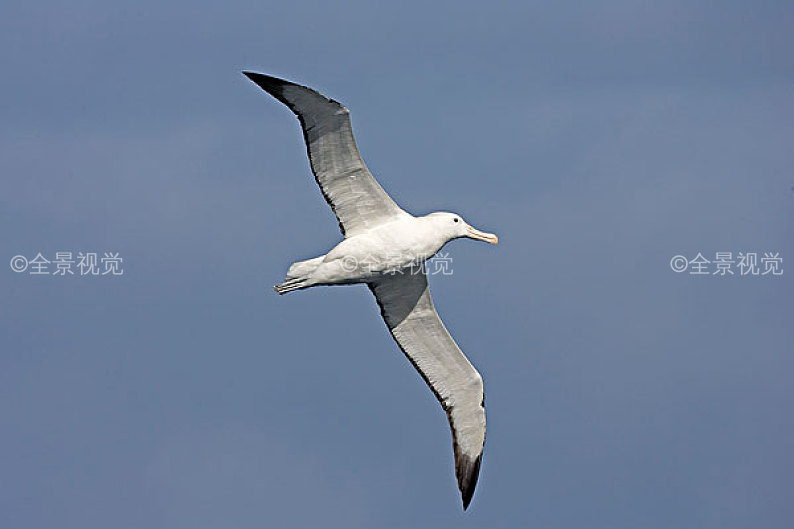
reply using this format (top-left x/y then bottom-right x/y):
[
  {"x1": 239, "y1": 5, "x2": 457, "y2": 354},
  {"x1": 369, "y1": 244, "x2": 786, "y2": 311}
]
[
  {"x1": 242, "y1": 71, "x2": 278, "y2": 88},
  {"x1": 242, "y1": 71, "x2": 295, "y2": 105},
  {"x1": 242, "y1": 70, "x2": 271, "y2": 81},
  {"x1": 459, "y1": 454, "x2": 482, "y2": 510}
]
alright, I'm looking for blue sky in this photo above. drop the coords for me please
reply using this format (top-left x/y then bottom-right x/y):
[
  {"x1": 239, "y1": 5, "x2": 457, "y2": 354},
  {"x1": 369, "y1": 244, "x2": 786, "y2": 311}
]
[{"x1": 1, "y1": 1, "x2": 792, "y2": 528}]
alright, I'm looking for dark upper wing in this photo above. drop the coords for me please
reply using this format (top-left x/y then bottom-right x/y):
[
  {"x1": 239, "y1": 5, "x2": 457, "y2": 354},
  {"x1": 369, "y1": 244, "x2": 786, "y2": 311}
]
[
  {"x1": 244, "y1": 72, "x2": 407, "y2": 237},
  {"x1": 369, "y1": 270, "x2": 486, "y2": 510}
]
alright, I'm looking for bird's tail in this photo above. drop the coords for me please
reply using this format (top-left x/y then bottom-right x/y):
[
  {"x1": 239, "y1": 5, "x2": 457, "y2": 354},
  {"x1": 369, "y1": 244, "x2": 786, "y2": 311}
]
[
  {"x1": 274, "y1": 255, "x2": 325, "y2": 295},
  {"x1": 285, "y1": 256, "x2": 325, "y2": 280}
]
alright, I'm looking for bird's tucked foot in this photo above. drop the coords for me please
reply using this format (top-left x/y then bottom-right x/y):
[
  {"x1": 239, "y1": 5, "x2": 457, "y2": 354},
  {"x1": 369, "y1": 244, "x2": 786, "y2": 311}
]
[{"x1": 274, "y1": 278, "x2": 308, "y2": 295}]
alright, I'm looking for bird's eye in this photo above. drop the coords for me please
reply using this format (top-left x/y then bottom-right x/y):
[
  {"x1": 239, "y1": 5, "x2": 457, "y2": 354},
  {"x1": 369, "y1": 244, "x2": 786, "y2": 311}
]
[{"x1": 453, "y1": 218, "x2": 459, "y2": 223}]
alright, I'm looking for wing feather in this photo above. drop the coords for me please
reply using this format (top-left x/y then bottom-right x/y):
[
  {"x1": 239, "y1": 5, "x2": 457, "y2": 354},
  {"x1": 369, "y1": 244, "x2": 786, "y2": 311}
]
[
  {"x1": 369, "y1": 271, "x2": 485, "y2": 510},
  {"x1": 243, "y1": 72, "x2": 406, "y2": 237}
]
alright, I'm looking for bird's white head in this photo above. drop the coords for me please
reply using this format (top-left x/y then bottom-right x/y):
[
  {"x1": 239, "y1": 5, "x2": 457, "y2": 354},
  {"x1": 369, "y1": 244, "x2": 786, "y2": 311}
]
[{"x1": 426, "y1": 212, "x2": 499, "y2": 245}]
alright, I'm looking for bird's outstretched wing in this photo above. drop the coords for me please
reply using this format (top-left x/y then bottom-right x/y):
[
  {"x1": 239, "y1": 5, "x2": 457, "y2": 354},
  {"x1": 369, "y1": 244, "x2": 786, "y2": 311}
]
[
  {"x1": 243, "y1": 72, "x2": 407, "y2": 237},
  {"x1": 369, "y1": 270, "x2": 485, "y2": 510}
]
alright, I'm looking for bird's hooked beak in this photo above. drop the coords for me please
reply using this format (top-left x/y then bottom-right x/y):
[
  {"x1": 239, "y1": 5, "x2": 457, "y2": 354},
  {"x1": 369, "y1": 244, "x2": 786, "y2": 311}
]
[{"x1": 466, "y1": 224, "x2": 499, "y2": 244}]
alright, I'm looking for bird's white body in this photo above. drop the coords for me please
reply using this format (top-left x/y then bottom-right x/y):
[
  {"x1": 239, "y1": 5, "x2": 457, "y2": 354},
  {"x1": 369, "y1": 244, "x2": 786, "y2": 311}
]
[{"x1": 286, "y1": 213, "x2": 483, "y2": 289}]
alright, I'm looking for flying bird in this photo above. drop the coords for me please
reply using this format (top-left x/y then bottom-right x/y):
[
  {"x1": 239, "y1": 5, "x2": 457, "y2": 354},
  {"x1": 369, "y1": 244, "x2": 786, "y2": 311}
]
[{"x1": 244, "y1": 72, "x2": 498, "y2": 510}]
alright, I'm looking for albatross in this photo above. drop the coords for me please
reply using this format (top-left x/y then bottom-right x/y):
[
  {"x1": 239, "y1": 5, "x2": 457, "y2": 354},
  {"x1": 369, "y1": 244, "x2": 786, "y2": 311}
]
[{"x1": 244, "y1": 72, "x2": 498, "y2": 510}]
